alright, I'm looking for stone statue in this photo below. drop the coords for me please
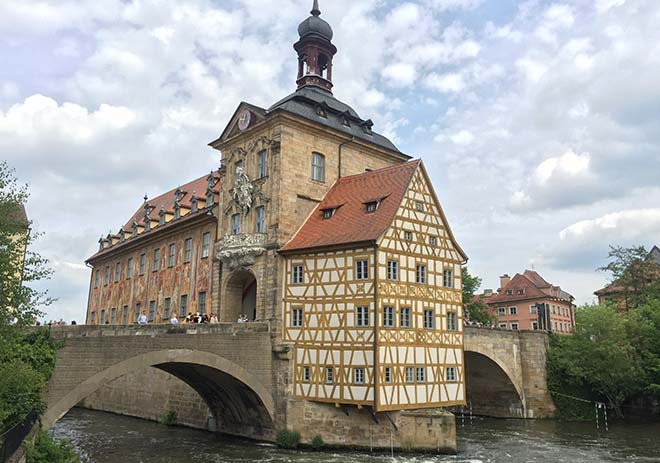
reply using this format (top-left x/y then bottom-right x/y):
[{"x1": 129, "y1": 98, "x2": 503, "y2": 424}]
[{"x1": 233, "y1": 166, "x2": 254, "y2": 214}]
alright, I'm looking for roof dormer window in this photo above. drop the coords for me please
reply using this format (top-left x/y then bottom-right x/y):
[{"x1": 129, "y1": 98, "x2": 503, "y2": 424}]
[
  {"x1": 505, "y1": 289, "x2": 513, "y2": 296},
  {"x1": 322, "y1": 208, "x2": 335, "y2": 220},
  {"x1": 365, "y1": 201, "x2": 378, "y2": 213},
  {"x1": 316, "y1": 104, "x2": 327, "y2": 118},
  {"x1": 517, "y1": 289, "x2": 524, "y2": 295}
]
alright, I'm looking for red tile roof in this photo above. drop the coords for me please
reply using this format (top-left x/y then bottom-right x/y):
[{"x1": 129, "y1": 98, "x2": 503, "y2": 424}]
[
  {"x1": 484, "y1": 270, "x2": 574, "y2": 304},
  {"x1": 280, "y1": 161, "x2": 420, "y2": 252},
  {"x1": 123, "y1": 174, "x2": 219, "y2": 230}
]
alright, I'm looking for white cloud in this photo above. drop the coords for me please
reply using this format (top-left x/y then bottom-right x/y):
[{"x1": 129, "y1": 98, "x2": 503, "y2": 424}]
[
  {"x1": 425, "y1": 72, "x2": 466, "y2": 93},
  {"x1": 450, "y1": 129, "x2": 475, "y2": 145},
  {"x1": 596, "y1": 0, "x2": 627, "y2": 13},
  {"x1": 382, "y1": 63, "x2": 417, "y2": 87}
]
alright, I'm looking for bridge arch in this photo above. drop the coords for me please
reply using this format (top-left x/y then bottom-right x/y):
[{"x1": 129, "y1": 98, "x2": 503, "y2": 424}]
[
  {"x1": 43, "y1": 349, "x2": 275, "y2": 436},
  {"x1": 463, "y1": 349, "x2": 525, "y2": 418}
]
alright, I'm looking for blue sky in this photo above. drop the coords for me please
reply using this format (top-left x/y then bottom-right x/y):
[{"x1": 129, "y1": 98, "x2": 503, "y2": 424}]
[{"x1": 1, "y1": 0, "x2": 659, "y2": 322}]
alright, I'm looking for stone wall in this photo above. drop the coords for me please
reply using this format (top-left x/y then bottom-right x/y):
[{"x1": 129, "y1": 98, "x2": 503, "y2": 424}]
[
  {"x1": 79, "y1": 368, "x2": 213, "y2": 431},
  {"x1": 286, "y1": 400, "x2": 456, "y2": 453}
]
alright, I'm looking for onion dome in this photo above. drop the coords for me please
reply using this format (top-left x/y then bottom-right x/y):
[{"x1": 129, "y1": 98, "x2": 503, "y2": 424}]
[{"x1": 298, "y1": 0, "x2": 333, "y2": 41}]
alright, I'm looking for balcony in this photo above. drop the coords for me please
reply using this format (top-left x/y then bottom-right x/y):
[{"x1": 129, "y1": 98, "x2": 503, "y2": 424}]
[{"x1": 216, "y1": 233, "x2": 267, "y2": 270}]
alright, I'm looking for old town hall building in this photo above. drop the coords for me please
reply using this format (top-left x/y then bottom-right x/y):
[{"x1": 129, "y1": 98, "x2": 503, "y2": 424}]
[{"x1": 86, "y1": 1, "x2": 467, "y2": 415}]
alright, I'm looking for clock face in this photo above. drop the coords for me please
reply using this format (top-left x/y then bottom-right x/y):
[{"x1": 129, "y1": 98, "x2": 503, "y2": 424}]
[{"x1": 238, "y1": 110, "x2": 252, "y2": 131}]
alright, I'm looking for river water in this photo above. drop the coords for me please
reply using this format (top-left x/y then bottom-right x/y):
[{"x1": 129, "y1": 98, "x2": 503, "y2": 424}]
[{"x1": 51, "y1": 408, "x2": 660, "y2": 463}]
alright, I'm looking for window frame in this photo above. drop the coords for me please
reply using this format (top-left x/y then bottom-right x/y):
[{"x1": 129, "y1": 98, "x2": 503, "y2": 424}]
[
  {"x1": 509, "y1": 306, "x2": 517, "y2": 315},
  {"x1": 416, "y1": 264, "x2": 427, "y2": 284},
  {"x1": 126, "y1": 258, "x2": 133, "y2": 280},
  {"x1": 354, "y1": 367, "x2": 365, "y2": 385},
  {"x1": 387, "y1": 260, "x2": 398, "y2": 280},
  {"x1": 179, "y1": 294, "x2": 188, "y2": 317},
  {"x1": 423, "y1": 309, "x2": 434, "y2": 330},
  {"x1": 291, "y1": 265, "x2": 304, "y2": 285},
  {"x1": 443, "y1": 269, "x2": 453, "y2": 288},
  {"x1": 231, "y1": 213, "x2": 241, "y2": 235},
  {"x1": 416, "y1": 366, "x2": 426, "y2": 383},
  {"x1": 152, "y1": 248, "x2": 160, "y2": 272},
  {"x1": 355, "y1": 259, "x2": 369, "y2": 280},
  {"x1": 257, "y1": 150, "x2": 267, "y2": 179},
  {"x1": 400, "y1": 307, "x2": 411, "y2": 328},
  {"x1": 184, "y1": 238, "x2": 193, "y2": 263},
  {"x1": 198, "y1": 291, "x2": 207, "y2": 313},
  {"x1": 356, "y1": 305, "x2": 370, "y2": 327},
  {"x1": 325, "y1": 367, "x2": 333, "y2": 385},
  {"x1": 255, "y1": 206, "x2": 265, "y2": 234},
  {"x1": 202, "y1": 232, "x2": 211, "y2": 258},
  {"x1": 292, "y1": 308, "x2": 303, "y2": 327},
  {"x1": 167, "y1": 243, "x2": 176, "y2": 268},
  {"x1": 447, "y1": 311, "x2": 457, "y2": 331},
  {"x1": 383, "y1": 306, "x2": 394, "y2": 328},
  {"x1": 446, "y1": 367, "x2": 457, "y2": 382},
  {"x1": 311, "y1": 152, "x2": 325, "y2": 182},
  {"x1": 139, "y1": 253, "x2": 146, "y2": 275},
  {"x1": 405, "y1": 367, "x2": 415, "y2": 383}
]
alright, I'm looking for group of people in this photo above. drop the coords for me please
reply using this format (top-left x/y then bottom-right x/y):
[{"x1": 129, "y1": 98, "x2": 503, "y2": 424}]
[{"x1": 236, "y1": 313, "x2": 250, "y2": 323}]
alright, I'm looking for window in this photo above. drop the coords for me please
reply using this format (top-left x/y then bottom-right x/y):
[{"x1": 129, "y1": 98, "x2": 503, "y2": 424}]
[
  {"x1": 311, "y1": 152, "x2": 325, "y2": 182},
  {"x1": 356, "y1": 306, "x2": 369, "y2": 327},
  {"x1": 164, "y1": 298, "x2": 171, "y2": 316},
  {"x1": 114, "y1": 262, "x2": 121, "y2": 282},
  {"x1": 90, "y1": 312, "x2": 96, "y2": 325},
  {"x1": 152, "y1": 248, "x2": 160, "y2": 272},
  {"x1": 443, "y1": 269, "x2": 453, "y2": 288},
  {"x1": 134, "y1": 303, "x2": 141, "y2": 323},
  {"x1": 509, "y1": 306, "x2": 517, "y2": 315},
  {"x1": 498, "y1": 307, "x2": 505, "y2": 316},
  {"x1": 292, "y1": 265, "x2": 304, "y2": 284},
  {"x1": 322, "y1": 208, "x2": 334, "y2": 220},
  {"x1": 511, "y1": 322, "x2": 519, "y2": 330},
  {"x1": 198, "y1": 292, "x2": 207, "y2": 313},
  {"x1": 532, "y1": 321, "x2": 539, "y2": 330},
  {"x1": 126, "y1": 258, "x2": 133, "y2": 279},
  {"x1": 387, "y1": 260, "x2": 398, "y2": 280},
  {"x1": 325, "y1": 367, "x2": 333, "y2": 384},
  {"x1": 530, "y1": 304, "x2": 537, "y2": 314},
  {"x1": 416, "y1": 367, "x2": 426, "y2": 382},
  {"x1": 416, "y1": 264, "x2": 426, "y2": 284},
  {"x1": 179, "y1": 295, "x2": 188, "y2": 317},
  {"x1": 423, "y1": 309, "x2": 434, "y2": 329},
  {"x1": 231, "y1": 213, "x2": 241, "y2": 235},
  {"x1": 383, "y1": 306, "x2": 394, "y2": 327},
  {"x1": 100, "y1": 309, "x2": 105, "y2": 324},
  {"x1": 168, "y1": 243, "x2": 176, "y2": 268},
  {"x1": 446, "y1": 367, "x2": 457, "y2": 382},
  {"x1": 303, "y1": 366, "x2": 310, "y2": 383},
  {"x1": 505, "y1": 289, "x2": 512, "y2": 296},
  {"x1": 255, "y1": 207, "x2": 265, "y2": 234},
  {"x1": 384, "y1": 367, "x2": 392, "y2": 383},
  {"x1": 400, "y1": 307, "x2": 411, "y2": 328},
  {"x1": 405, "y1": 367, "x2": 415, "y2": 383},
  {"x1": 354, "y1": 368, "x2": 365, "y2": 384},
  {"x1": 111, "y1": 308, "x2": 116, "y2": 325},
  {"x1": 139, "y1": 253, "x2": 146, "y2": 275},
  {"x1": 292, "y1": 308, "x2": 303, "y2": 327},
  {"x1": 94, "y1": 269, "x2": 99, "y2": 288},
  {"x1": 416, "y1": 201, "x2": 424, "y2": 212},
  {"x1": 184, "y1": 238, "x2": 193, "y2": 263},
  {"x1": 429, "y1": 236, "x2": 437, "y2": 246},
  {"x1": 404, "y1": 231, "x2": 412, "y2": 241},
  {"x1": 257, "y1": 150, "x2": 267, "y2": 178},
  {"x1": 517, "y1": 289, "x2": 524, "y2": 295},
  {"x1": 499, "y1": 323, "x2": 507, "y2": 328},
  {"x1": 365, "y1": 201, "x2": 378, "y2": 213},
  {"x1": 148, "y1": 300, "x2": 156, "y2": 322},
  {"x1": 104, "y1": 265, "x2": 110, "y2": 286},
  {"x1": 122, "y1": 305, "x2": 128, "y2": 325},
  {"x1": 355, "y1": 259, "x2": 369, "y2": 280},
  {"x1": 447, "y1": 311, "x2": 457, "y2": 331},
  {"x1": 202, "y1": 232, "x2": 211, "y2": 258}
]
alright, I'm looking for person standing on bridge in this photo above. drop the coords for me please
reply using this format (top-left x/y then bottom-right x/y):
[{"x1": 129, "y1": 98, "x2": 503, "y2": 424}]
[{"x1": 137, "y1": 310, "x2": 148, "y2": 325}]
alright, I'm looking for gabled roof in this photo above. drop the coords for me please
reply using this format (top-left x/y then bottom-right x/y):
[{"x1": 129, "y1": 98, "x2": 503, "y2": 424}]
[
  {"x1": 5, "y1": 203, "x2": 29, "y2": 228},
  {"x1": 280, "y1": 161, "x2": 420, "y2": 252},
  {"x1": 485, "y1": 270, "x2": 573, "y2": 304}
]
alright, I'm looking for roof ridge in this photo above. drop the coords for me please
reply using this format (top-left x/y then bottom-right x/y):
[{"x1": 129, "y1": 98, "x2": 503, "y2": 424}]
[{"x1": 337, "y1": 159, "x2": 420, "y2": 182}]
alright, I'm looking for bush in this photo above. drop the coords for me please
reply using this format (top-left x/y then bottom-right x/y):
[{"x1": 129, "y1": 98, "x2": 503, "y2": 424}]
[
  {"x1": 24, "y1": 430, "x2": 79, "y2": 463},
  {"x1": 311, "y1": 435, "x2": 324, "y2": 449},
  {"x1": 275, "y1": 430, "x2": 300, "y2": 449},
  {"x1": 160, "y1": 410, "x2": 177, "y2": 426}
]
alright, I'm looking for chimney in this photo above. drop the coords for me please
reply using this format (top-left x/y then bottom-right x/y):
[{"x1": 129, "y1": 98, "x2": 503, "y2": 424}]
[
  {"x1": 484, "y1": 289, "x2": 493, "y2": 297},
  {"x1": 500, "y1": 274, "x2": 511, "y2": 289}
]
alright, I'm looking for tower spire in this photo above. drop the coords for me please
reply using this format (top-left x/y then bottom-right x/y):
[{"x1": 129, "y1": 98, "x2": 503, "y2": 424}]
[{"x1": 311, "y1": 0, "x2": 321, "y2": 16}]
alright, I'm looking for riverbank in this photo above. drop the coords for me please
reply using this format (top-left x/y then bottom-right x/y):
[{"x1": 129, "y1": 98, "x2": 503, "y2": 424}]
[{"x1": 52, "y1": 408, "x2": 660, "y2": 462}]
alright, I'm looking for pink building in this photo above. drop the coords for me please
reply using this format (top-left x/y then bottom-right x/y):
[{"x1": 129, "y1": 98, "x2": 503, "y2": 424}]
[{"x1": 480, "y1": 270, "x2": 575, "y2": 333}]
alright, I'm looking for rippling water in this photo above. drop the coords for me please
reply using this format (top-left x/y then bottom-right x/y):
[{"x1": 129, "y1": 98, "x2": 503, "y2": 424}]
[{"x1": 51, "y1": 408, "x2": 660, "y2": 463}]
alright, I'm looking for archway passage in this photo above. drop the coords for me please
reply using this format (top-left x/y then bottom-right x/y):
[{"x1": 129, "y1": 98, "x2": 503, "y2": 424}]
[
  {"x1": 223, "y1": 270, "x2": 257, "y2": 322},
  {"x1": 464, "y1": 351, "x2": 524, "y2": 418},
  {"x1": 43, "y1": 350, "x2": 275, "y2": 441}
]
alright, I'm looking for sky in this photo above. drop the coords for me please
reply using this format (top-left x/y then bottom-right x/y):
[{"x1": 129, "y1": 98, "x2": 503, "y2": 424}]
[{"x1": 1, "y1": 0, "x2": 659, "y2": 322}]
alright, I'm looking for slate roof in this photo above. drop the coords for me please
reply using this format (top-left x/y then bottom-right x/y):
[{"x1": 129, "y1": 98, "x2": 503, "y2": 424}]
[
  {"x1": 280, "y1": 160, "x2": 420, "y2": 252},
  {"x1": 268, "y1": 86, "x2": 404, "y2": 155}
]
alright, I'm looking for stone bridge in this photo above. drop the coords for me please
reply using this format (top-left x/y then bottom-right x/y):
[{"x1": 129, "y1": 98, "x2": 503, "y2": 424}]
[
  {"x1": 463, "y1": 326, "x2": 555, "y2": 419},
  {"x1": 43, "y1": 323, "x2": 282, "y2": 441},
  {"x1": 42, "y1": 324, "x2": 555, "y2": 444}
]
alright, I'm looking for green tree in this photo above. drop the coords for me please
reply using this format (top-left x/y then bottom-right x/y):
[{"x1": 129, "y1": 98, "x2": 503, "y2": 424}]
[
  {"x1": 461, "y1": 267, "x2": 495, "y2": 326},
  {"x1": 0, "y1": 162, "x2": 59, "y2": 438},
  {"x1": 626, "y1": 299, "x2": 660, "y2": 398},
  {"x1": 599, "y1": 245, "x2": 659, "y2": 311},
  {"x1": 24, "y1": 430, "x2": 79, "y2": 463},
  {"x1": 548, "y1": 305, "x2": 643, "y2": 418}
]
